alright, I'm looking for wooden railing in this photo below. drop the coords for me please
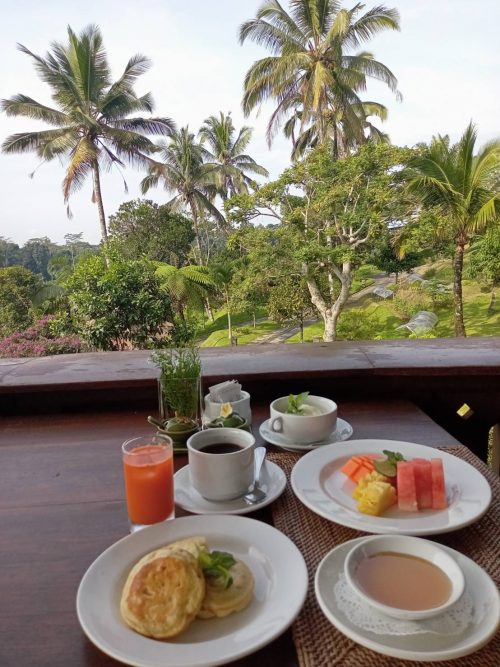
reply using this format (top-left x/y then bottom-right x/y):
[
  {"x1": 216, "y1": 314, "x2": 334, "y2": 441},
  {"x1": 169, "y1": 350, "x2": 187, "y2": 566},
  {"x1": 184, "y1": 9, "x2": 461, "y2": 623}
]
[{"x1": 1, "y1": 337, "x2": 499, "y2": 462}]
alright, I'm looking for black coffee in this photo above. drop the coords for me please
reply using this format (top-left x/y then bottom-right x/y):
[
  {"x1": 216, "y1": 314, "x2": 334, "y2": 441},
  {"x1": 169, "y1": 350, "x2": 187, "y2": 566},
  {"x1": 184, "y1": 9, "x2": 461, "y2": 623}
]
[{"x1": 199, "y1": 443, "x2": 243, "y2": 454}]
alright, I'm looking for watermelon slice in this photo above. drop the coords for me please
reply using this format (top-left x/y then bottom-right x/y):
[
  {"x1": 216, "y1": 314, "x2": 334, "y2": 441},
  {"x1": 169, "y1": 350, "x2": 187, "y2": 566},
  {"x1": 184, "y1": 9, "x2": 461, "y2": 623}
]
[
  {"x1": 396, "y1": 461, "x2": 418, "y2": 511},
  {"x1": 431, "y1": 458, "x2": 447, "y2": 509},
  {"x1": 412, "y1": 459, "x2": 433, "y2": 509}
]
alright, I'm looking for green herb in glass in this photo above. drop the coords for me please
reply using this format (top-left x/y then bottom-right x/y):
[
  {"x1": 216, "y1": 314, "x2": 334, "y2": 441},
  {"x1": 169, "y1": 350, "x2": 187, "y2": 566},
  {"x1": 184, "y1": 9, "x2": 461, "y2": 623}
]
[{"x1": 152, "y1": 346, "x2": 202, "y2": 421}]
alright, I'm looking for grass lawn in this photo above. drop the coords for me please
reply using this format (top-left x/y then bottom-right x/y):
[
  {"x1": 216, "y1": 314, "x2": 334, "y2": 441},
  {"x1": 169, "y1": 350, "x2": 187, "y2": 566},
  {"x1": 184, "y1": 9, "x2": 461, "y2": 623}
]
[
  {"x1": 199, "y1": 259, "x2": 499, "y2": 346},
  {"x1": 200, "y1": 319, "x2": 279, "y2": 347}
]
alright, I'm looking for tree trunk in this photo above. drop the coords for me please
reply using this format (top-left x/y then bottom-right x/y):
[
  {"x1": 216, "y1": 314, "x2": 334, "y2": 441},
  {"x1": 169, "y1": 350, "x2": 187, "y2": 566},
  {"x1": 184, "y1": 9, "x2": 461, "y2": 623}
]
[
  {"x1": 304, "y1": 261, "x2": 352, "y2": 342},
  {"x1": 453, "y1": 242, "x2": 467, "y2": 337},
  {"x1": 204, "y1": 298, "x2": 214, "y2": 322},
  {"x1": 92, "y1": 162, "x2": 108, "y2": 243},
  {"x1": 226, "y1": 291, "x2": 232, "y2": 341},
  {"x1": 189, "y1": 206, "x2": 205, "y2": 265}
]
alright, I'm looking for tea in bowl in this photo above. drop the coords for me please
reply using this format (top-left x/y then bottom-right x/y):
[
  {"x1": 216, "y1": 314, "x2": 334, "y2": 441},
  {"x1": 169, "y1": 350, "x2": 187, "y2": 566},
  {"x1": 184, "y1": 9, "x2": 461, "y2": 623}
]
[
  {"x1": 270, "y1": 394, "x2": 337, "y2": 444},
  {"x1": 187, "y1": 428, "x2": 255, "y2": 501},
  {"x1": 344, "y1": 535, "x2": 465, "y2": 620}
]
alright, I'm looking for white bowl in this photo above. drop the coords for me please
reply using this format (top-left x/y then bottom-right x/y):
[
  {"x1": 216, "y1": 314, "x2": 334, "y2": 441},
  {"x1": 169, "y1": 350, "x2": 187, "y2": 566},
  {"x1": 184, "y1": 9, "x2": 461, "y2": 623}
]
[{"x1": 344, "y1": 535, "x2": 465, "y2": 620}]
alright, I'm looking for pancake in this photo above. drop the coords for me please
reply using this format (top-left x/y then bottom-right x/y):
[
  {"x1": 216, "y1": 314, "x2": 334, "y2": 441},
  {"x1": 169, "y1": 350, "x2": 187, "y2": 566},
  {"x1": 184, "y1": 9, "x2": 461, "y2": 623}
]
[
  {"x1": 197, "y1": 559, "x2": 254, "y2": 619},
  {"x1": 162, "y1": 536, "x2": 208, "y2": 559},
  {"x1": 120, "y1": 548, "x2": 205, "y2": 638}
]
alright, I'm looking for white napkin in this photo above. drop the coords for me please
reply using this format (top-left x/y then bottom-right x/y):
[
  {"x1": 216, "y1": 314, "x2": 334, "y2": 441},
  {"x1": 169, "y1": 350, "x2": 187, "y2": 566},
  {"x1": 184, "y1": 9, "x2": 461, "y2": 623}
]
[{"x1": 208, "y1": 380, "x2": 242, "y2": 403}]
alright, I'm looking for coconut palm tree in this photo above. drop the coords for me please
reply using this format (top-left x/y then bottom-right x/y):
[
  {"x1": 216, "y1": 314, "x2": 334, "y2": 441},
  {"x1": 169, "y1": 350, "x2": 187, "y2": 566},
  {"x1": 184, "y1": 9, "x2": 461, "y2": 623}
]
[
  {"x1": 284, "y1": 99, "x2": 389, "y2": 160},
  {"x1": 408, "y1": 122, "x2": 500, "y2": 337},
  {"x1": 1, "y1": 25, "x2": 174, "y2": 242},
  {"x1": 239, "y1": 0, "x2": 400, "y2": 157},
  {"x1": 198, "y1": 112, "x2": 269, "y2": 199},
  {"x1": 141, "y1": 127, "x2": 226, "y2": 264}
]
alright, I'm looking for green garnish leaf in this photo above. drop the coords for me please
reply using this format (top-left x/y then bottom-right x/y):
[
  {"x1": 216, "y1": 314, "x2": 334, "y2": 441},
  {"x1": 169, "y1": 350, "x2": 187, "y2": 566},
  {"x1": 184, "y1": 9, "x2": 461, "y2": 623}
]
[
  {"x1": 382, "y1": 450, "x2": 405, "y2": 465},
  {"x1": 198, "y1": 550, "x2": 236, "y2": 589},
  {"x1": 287, "y1": 391, "x2": 310, "y2": 415},
  {"x1": 374, "y1": 450, "x2": 405, "y2": 477}
]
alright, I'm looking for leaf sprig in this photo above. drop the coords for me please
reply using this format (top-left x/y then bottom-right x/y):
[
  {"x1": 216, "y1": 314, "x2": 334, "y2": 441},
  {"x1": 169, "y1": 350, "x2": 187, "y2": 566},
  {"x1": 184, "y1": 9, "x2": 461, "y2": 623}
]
[
  {"x1": 198, "y1": 550, "x2": 237, "y2": 589},
  {"x1": 286, "y1": 391, "x2": 310, "y2": 415}
]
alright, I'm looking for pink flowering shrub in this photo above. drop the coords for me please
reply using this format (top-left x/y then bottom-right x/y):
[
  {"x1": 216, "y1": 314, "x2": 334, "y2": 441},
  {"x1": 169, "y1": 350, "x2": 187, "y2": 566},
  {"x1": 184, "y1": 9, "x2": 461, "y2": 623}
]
[{"x1": 0, "y1": 316, "x2": 83, "y2": 358}]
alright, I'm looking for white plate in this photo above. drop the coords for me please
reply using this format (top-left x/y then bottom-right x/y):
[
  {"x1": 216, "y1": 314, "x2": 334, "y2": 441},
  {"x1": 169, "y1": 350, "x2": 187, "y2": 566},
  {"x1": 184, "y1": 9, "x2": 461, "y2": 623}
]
[
  {"x1": 76, "y1": 515, "x2": 308, "y2": 667},
  {"x1": 291, "y1": 439, "x2": 491, "y2": 535},
  {"x1": 315, "y1": 537, "x2": 500, "y2": 661},
  {"x1": 174, "y1": 460, "x2": 287, "y2": 515},
  {"x1": 259, "y1": 417, "x2": 353, "y2": 451}
]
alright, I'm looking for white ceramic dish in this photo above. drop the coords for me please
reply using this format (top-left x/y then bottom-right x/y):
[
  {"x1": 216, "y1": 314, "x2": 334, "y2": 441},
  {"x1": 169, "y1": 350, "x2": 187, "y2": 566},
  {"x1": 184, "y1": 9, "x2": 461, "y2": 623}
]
[
  {"x1": 259, "y1": 417, "x2": 353, "y2": 451},
  {"x1": 344, "y1": 535, "x2": 465, "y2": 620},
  {"x1": 174, "y1": 460, "x2": 286, "y2": 515},
  {"x1": 76, "y1": 515, "x2": 308, "y2": 667},
  {"x1": 315, "y1": 537, "x2": 500, "y2": 661},
  {"x1": 291, "y1": 439, "x2": 491, "y2": 535}
]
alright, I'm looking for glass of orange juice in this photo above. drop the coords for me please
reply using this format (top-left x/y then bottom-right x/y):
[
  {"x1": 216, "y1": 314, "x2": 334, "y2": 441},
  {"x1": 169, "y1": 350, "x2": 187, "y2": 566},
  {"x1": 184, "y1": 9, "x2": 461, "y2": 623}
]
[{"x1": 122, "y1": 434, "x2": 174, "y2": 532}]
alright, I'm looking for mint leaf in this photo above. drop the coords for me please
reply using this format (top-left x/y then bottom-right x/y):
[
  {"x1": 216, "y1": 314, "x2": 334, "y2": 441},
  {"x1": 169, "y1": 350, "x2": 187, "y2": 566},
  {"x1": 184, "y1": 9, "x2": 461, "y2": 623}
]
[
  {"x1": 382, "y1": 450, "x2": 405, "y2": 465},
  {"x1": 287, "y1": 391, "x2": 310, "y2": 414},
  {"x1": 198, "y1": 550, "x2": 236, "y2": 589}
]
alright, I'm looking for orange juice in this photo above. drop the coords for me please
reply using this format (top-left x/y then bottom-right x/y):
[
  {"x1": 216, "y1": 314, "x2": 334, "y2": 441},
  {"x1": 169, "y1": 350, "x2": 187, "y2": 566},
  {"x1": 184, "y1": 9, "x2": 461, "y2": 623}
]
[{"x1": 123, "y1": 442, "x2": 174, "y2": 526}]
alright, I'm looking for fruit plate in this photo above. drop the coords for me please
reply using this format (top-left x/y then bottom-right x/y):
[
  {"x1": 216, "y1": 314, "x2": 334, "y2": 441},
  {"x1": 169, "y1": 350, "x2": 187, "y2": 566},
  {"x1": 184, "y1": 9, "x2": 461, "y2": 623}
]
[
  {"x1": 291, "y1": 439, "x2": 491, "y2": 535},
  {"x1": 76, "y1": 515, "x2": 308, "y2": 667}
]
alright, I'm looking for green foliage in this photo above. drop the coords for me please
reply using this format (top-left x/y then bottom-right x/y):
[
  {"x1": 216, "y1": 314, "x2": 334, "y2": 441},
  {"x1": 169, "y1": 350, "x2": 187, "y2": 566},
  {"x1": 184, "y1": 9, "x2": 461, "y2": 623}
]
[
  {"x1": 467, "y1": 227, "x2": 500, "y2": 287},
  {"x1": 65, "y1": 254, "x2": 173, "y2": 350},
  {"x1": 336, "y1": 309, "x2": 381, "y2": 341},
  {"x1": 372, "y1": 240, "x2": 421, "y2": 277},
  {"x1": 0, "y1": 266, "x2": 41, "y2": 338},
  {"x1": 268, "y1": 276, "x2": 312, "y2": 325},
  {"x1": 108, "y1": 199, "x2": 195, "y2": 266},
  {"x1": 406, "y1": 121, "x2": 500, "y2": 335},
  {"x1": 152, "y1": 346, "x2": 201, "y2": 419},
  {"x1": 392, "y1": 285, "x2": 432, "y2": 319}
]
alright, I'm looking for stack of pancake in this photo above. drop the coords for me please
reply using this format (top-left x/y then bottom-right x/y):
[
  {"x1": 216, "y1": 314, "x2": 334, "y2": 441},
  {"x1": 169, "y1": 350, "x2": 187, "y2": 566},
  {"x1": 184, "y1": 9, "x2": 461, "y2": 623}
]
[{"x1": 120, "y1": 536, "x2": 254, "y2": 639}]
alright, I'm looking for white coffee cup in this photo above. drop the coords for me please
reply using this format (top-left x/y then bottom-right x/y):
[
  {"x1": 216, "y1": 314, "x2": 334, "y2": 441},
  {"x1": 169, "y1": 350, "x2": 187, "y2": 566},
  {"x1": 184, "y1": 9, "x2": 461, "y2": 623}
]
[
  {"x1": 270, "y1": 395, "x2": 337, "y2": 444},
  {"x1": 203, "y1": 390, "x2": 252, "y2": 425},
  {"x1": 187, "y1": 428, "x2": 255, "y2": 501}
]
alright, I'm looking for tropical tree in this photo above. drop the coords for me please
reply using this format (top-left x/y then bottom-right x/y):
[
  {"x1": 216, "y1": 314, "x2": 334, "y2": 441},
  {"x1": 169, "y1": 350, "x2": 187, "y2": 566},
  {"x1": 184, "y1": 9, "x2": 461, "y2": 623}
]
[
  {"x1": 239, "y1": 0, "x2": 400, "y2": 157},
  {"x1": 199, "y1": 112, "x2": 269, "y2": 198},
  {"x1": 141, "y1": 127, "x2": 225, "y2": 263},
  {"x1": 154, "y1": 263, "x2": 216, "y2": 322},
  {"x1": 228, "y1": 142, "x2": 415, "y2": 340},
  {"x1": 408, "y1": 122, "x2": 500, "y2": 336},
  {"x1": 66, "y1": 254, "x2": 173, "y2": 350},
  {"x1": 108, "y1": 199, "x2": 195, "y2": 266},
  {"x1": 1, "y1": 24, "x2": 174, "y2": 242},
  {"x1": 0, "y1": 266, "x2": 41, "y2": 338}
]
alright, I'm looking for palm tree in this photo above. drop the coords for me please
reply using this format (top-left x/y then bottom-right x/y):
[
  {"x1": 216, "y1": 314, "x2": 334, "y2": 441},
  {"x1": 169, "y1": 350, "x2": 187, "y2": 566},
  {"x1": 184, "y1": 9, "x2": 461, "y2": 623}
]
[
  {"x1": 141, "y1": 127, "x2": 226, "y2": 264},
  {"x1": 198, "y1": 112, "x2": 269, "y2": 198},
  {"x1": 284, "y1": 99, "x2": 389, "y2": 160},
  {"x1": 239, "y1": 0, "x2": 400, "y2": 157},
  {"x1": 1, "y1": 25, "x2": 174, "y2": 242},
  {"x1": 408, "y1": 122, "x2": 500, "y2": 337},
  {"x1": 155, "y1": 263, "x2": 216, "y2": 321}
]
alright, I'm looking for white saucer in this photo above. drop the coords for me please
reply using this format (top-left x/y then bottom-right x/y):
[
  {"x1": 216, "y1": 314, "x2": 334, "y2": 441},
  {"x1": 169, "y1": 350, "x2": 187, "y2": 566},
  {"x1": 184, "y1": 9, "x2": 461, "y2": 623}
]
[
  {"x1": 259, "y1": 417, "x2": 353, "y2": 451},
  {"x1": 315, "y1": 537, "x2": 500, "y2": 661},
  {"x1": 174, "y1": 460, "x2": 286, "y2": 514}
]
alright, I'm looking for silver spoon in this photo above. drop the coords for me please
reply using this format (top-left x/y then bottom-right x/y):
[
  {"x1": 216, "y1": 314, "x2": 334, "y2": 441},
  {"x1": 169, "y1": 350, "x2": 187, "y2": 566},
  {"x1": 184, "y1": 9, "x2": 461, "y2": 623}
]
[{"x1": 243, "y1": 447, "x2": 267, "y2": 505}]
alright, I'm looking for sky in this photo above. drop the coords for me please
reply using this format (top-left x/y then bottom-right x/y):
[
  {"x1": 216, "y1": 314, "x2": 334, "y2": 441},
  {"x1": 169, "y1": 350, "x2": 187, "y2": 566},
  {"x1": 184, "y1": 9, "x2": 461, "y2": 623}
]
[{"x1": 0, "y1": 0, "x2": 499, "y2": 246}]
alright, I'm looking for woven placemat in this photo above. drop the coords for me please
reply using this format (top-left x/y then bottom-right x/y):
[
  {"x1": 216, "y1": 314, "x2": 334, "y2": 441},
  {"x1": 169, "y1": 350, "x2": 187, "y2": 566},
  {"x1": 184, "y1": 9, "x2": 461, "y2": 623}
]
[{"x1": 269, "y1": 445, "x2": 500, "y2": 667}]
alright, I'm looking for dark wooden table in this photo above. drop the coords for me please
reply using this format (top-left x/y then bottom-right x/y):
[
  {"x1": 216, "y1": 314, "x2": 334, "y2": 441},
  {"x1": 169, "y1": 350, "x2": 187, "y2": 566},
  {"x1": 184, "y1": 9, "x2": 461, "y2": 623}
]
[{"x1": 0, "y1": 400, "x2": 462, "y2": 667}]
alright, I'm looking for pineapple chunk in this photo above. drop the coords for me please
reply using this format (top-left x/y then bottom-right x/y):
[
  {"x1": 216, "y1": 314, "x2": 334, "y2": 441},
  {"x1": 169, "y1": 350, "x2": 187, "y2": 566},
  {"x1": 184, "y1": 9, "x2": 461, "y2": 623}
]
[
  {"x1": 352, "y1": 472, "x2": 397, "y2": 516},
  {"x1": 352, "y1": 471, "x2": 389, "y2": 500}
]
